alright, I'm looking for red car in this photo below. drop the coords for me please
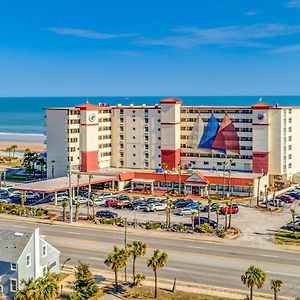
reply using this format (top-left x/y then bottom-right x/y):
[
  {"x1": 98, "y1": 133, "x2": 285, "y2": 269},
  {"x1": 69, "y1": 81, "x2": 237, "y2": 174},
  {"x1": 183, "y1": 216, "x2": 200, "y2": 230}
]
[
  {"x1": 277, "y1": 195, "x2": 295, "y2": 203},
  {"x1": 105, "y1": 198, "x2": 119, "y2": 207},
  {"x1": 220, "y1": 204, "x2": 239, "y2": 215}
]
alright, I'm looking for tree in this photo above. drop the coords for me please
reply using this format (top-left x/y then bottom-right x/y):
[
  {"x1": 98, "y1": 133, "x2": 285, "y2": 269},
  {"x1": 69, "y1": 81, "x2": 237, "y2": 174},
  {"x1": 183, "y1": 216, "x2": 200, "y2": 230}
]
[
  {"x1": 127, "y1": 241, "x2": 147, "y2": 286},
  {"x1": 105, "y1": 246, "x2": 128, "y2": 291},
  {"x1": 241, "y1": 266, "x2": 266, "y2": 300},
  {"x1": 228, "y1": 199, "x2": 233, "y2": 229},
  {"x1": 221, "y1": 160, "x2": 228, "y2": 199},
  {"x1": 216, "y1": 203, "x2": 220, "y2": 228},
  {"x1": 87, "y1": 174, "x2": 93, "y2": 218},
  {"x1": 166, "y1": 199, "x2": 173, "y2": 227},
  {"x1": 271, "y1": 279, "x2": 282, "y2": 300},
  {"x1": 51, "y1": 160, "x2": 56, "y2": 178},
  {"x1": 197, "y1": 200, "x2": 201, "y2": 225},
  {"x1": 227, "y1": 158, "x2": 233, "y2": 197},
  {"x1": 77, "y1": 173, "x2": 81, "y2": 198},
  {"x1": 71, "y1": 262, "x2": 98, "y2": 300},
  {"x1": 14, "y1": 278, "x2": 36, "y2": 300},
  {"x1": 264, "y1": 184, "x2": 269, "y2": 209},
  {"x1": 291, "y1": 208, "x2": 296, "y2": 233},
  {"x1": 191, "y1": 211, "x2": 195, "y2": 233},
  {"x1": 147, "y1": 249, "x2": 168, "y2": 298},
  {"x1": 91, "y1": 194, "x2": 96, "y2": 218},
  {"x1": 75, "y1": 203, "x2": 80, "y2": 222},
  {"x1": 207, "y1": 197, "x2": 212, "y2": 222},
  {"x1": 256, "y1": 176, "x2": 262, "y2": 206},
  {"x1": 20, "y1": 192, "x2": 25, "y2": 208},
  {"x1": 62, "y1": 200, "x2": 68, "y2": 222},
  {"x1": 36, "y1": 271, "x2": 59, "y2": 300},
  {"x1": 161, "y1": 163, "x2": 168, "y2": 191},
  {"x1": 11, "y1": 144, "x2": 17, "y2": 158},
  {"x1": 177, "y1": 162, "x2": 184, "y2": 194},
  {"x1": 224, "y1": 204, "x2": 228, "y2": 231},
  {"x1": 6, "y1": 146, "x2": 12, "y2": 158},
  {"x1": 37, "y1": 156, "x2": 46, "y2": 179}
]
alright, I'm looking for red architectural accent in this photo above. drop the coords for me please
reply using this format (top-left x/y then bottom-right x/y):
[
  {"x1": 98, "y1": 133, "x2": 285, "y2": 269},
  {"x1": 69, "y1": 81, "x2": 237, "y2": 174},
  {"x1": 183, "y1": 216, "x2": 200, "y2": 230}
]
[
  {"x1": 251, "y1": 103, "x2": 272, "y2": 110},
  {"x1": 76, "y1": 103, "x2": 101, "y2": 111},
  {"x1": 161, "y1": 149, "x2": 181, "y2": 170},
  {"x1": 212, "y1": 115, "x2": 240, "y2": 155},
  {"x1": 252, "y1": 152, "x2": 269, "y2": 173},
  {"x1": 160, "y1": 98, "x2": 182, "y2": 104},
  {"x1": 81, "y1": 151, "x2": 99, "y2": 172}
]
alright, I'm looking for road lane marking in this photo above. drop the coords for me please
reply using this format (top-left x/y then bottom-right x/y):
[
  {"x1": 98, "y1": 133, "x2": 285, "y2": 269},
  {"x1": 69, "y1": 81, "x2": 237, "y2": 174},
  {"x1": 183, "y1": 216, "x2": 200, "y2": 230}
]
[
  {"x1": 12, "y1": 225, "x2": 28, "y2": 229},
  {"x1": 89, "y1": 257, "x2": 104, "y2": 261},
  {"x1": 65, "y1": 231, "x2": 81, "y2": 235},
  {"x1": 267, "y1": 271, "x2": 300, "y2": 277},
  {"x1": 259, "y1": 254, "x2": 279, "y2": 258},
  {"x1": 187, "y1": 246, "x2": 206, "y2": 250},
  {"x1": 164, "y1": 267, "x2": 181, "y2": 272}
]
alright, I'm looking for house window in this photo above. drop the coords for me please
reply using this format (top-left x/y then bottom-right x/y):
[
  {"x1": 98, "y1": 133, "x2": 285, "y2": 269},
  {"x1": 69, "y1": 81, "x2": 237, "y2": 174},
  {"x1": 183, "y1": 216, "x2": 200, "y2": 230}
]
[
  {"x1": 0, "y1": 285, "x2": 3, "y2": 293},
  {"x1": 11, "y1": 263, "x2": 17, "y2": 271},
  {"x1": 26, "y1": 254, "x2": 31, "y2": 267},
  {"x1": 10, "y1": 279, "x2": 17, "y2": 292},
  {"x1": 42, "y1": 245, "x2": 47, "y2": 257}
]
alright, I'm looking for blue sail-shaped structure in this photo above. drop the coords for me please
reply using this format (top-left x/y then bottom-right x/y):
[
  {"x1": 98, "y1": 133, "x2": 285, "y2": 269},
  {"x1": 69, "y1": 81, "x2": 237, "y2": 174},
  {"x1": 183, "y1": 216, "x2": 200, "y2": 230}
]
[{"x1": 198, "y1": 114, "x2": 220, "y2": 150}]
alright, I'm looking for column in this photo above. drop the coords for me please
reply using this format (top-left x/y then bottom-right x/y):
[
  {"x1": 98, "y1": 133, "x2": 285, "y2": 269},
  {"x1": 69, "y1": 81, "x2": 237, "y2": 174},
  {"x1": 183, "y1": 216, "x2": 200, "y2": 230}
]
[
  {"x1": 160, "y1": 98, "x2": 181, "y2": 170},
  {"x1": 54, "y1": 191, "x2": 58, "y2": 206}
]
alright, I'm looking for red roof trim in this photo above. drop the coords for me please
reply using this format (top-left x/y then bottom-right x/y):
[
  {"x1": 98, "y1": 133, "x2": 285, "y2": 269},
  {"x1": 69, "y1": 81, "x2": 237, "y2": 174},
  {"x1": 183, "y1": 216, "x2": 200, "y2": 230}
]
[
  {"x1": 160, "y1": 98, "x2": 182, "y2": 104},
  {"x1": 76, "y1": 103, "x2": 101, "y2": 111},
  {"x1": 251, "y1": 103, "x2": 272, "y2": 110}
]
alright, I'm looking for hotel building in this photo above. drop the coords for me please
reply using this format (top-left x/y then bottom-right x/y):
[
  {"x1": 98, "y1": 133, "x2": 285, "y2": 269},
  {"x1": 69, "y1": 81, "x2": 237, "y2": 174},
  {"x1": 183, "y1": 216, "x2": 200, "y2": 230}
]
[{"x1": 45, "y1": 99, "x2": 300, "y2": 197}]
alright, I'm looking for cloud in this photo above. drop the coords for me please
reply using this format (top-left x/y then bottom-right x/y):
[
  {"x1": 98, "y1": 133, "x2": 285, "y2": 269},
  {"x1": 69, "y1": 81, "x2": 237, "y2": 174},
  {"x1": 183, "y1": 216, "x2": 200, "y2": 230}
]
[
  {"x1": 110, "y1": 50, "x2": 142, "y2": 57},
  {"x1": 245, "y1": 10, "x2": 261, "y2": 16},
  {"x1": 135, "y1": 23, "x2": 300, "y2": 49},
  {"x1": 286, "y1": 0, "x2": 300, "y2": 8},
  {"x1": 270, "y1": 44, "x2": 300, "y2": 53},
  {"x1": 48, "y1": 27, "x2": 136, "y2": 39}
]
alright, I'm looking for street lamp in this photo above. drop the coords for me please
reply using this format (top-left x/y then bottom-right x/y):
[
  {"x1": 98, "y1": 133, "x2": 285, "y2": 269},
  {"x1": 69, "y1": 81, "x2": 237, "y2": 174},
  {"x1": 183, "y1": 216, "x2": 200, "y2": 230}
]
[{"x1": 67, "y1": 163, "x2": 73, "y2": 224}]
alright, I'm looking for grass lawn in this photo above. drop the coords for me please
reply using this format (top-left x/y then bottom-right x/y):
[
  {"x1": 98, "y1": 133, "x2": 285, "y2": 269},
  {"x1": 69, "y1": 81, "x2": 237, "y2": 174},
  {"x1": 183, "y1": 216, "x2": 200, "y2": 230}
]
[
  {"x1": 275, "y1": 230, "x2": 300, "y2": 245},
  {"x1": 120, "y1": 286, "x2": 235, "y2": 300}
]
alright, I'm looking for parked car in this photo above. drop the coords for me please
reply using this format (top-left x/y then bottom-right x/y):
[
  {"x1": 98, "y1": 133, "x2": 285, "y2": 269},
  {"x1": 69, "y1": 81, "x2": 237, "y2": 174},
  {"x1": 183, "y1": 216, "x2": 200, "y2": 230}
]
[
  {"x1": 132, "y1": 196, "x2": 145, "y2": 202},
  {"x1": 135, "y1": 203, "x2": 150, "y2": 212},
  {"x1": 105, "y1": 198, "x2": 119, "y2": 207},
  {"x1": 277, "y1": 195, "x2": 295, "y2": 203},
  {"x1": 0, "y1": 189, "x2": 10, "y2": 197},
  {"x1": 146, "y1": 197, "x2": 159, "y2": 204},
  {"x1": 288, "y1": 192, "x2": 300, "y2": 200},
  {"x1": 287, "y1": 220, "x2": 300, "y2": 231},
  {"x1": 117, "y1": 195, "x2": 130, "y2": 201},
  {"x1": 177, "y1": 206, "x2": 198, "y2": 216},
  {"x1": 202, "y1": 203, "x2": 222, "y2": 212},
  {"x1": 193, "y1": 217, "x2": 218, "y2": 229},
  {"x1": 115, "y1": 201, "x2": 133, "y2": 209},
  {"x1": 24, "y1": 191, "x2": 40, "y2": 200},
  {"x1": 148, "y1": 202, "x2": 167, "y2": 212},
  {"x1": 95, "y1": 210, "x2": 118, "y2": 219},
  {"x1": 49, "y1": 191, "x2": 68, "y2": 202},
  {"x1": 268, "y1": 199, "x2": 284, "y2": 207},
  {"x1": 101, "y1": 192, "x2": 116, "y2": 198},
  {"x1": 220, "y1": 204, "x2": 239, "y2": 215},
  {"x1": 173, "y1": 199, "x2": 194, "y2": 209},
  {"x1": 86, "y1": 197, "x2": 105, "y2": 206}
]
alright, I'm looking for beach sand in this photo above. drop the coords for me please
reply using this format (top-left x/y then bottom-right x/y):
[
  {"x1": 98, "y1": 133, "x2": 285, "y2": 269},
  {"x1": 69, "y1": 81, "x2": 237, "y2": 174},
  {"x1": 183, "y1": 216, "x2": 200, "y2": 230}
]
[{"x1": 0, "y1": 141, "x2": 46, "y2": 152}]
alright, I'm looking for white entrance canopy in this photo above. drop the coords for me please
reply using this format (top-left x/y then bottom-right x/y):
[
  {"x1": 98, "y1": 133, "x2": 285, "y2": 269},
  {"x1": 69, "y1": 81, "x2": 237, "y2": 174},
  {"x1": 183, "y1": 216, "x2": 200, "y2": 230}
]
[
  {"x1": 131, "y1": 178, "x2": 155, "y2": 193},
  {"x1": 14, "y1": 174, "x2": 118, "y2": 193}
]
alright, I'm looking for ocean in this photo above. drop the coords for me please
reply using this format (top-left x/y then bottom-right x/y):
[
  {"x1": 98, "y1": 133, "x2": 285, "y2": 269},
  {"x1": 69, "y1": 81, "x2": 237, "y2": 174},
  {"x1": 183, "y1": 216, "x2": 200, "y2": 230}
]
[{"x1": 0, "y1": 96, "x2": 299, "y2": 142}]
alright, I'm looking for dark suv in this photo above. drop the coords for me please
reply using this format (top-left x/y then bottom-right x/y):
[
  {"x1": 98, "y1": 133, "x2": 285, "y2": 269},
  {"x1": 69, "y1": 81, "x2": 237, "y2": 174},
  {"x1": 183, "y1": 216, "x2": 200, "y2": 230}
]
[{"x1": 96, "y1": 210, "x2": 118, "y2": 219}]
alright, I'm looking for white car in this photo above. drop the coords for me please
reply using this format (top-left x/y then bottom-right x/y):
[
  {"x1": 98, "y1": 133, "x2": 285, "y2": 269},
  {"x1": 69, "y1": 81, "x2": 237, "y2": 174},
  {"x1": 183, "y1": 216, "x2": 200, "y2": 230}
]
[
  {"x1": 101, "y1": 192, "x2": 115, "y2": 198},
  {"x1": 73, "y1": 196, "x2": 88, "y2": 205},
  {"x1": 23, "y1": 191, "x2": 40, "y2": 200},
  {"x1": 178, "y1": 207, "x2": 198, "y2": 216},
  {"x1": 87, "y1": 196, "x2": 106, "y2": 206},
  {"x1": 148, "y1": 202, "x2": 167, "y2": 212}
]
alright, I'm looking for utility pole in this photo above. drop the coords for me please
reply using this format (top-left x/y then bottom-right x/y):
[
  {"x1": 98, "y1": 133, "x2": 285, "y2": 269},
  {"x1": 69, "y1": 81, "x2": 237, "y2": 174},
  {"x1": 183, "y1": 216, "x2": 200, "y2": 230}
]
[
  {"x1": 68, "y1": 163, "x2": 73, "y2": 224},
  {"x1": 124, "y1": 217, "x2": 128, "y2": 282}
]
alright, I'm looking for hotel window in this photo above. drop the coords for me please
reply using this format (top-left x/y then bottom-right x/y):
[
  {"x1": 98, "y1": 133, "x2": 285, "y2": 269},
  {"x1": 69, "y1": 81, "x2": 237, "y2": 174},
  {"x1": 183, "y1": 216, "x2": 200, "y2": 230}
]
[
  {"x1": 145, "y1": 127, "x2": 149, "y2": 132},
  {"x1": 158, "y1": 137, "x2": 161, "y2": 140},
  {"x1": 145, "y1": 161, "x2": 149, "y2": 168},
  {"x1": 289, "y1": 118, "x2": 292, "y2": 123},
  {"x1": 11, "y1": 263, "x2": 17, "y2": 271},
  {"x1": 42, "y1": 245, "x2": 47, "y2": 257},
  {"x1": 145, "y1": 135, "x2": 149, "y2": 141},
  {"x1": 120, "y1": 161, "x2": 124, "y2": 167},
  {"x1": 120, "y1": 135, "x2": 124, "y2": 140},
  {"x1": 144, "y1": 109, "x2": 149, "y2": 114},
  {"x1": 289, "y1": 127, "x2": 292, "y2": 132},
  {"x1": 158, "y1": 146, "x2": 161, "y2": 149},
  {"x1": 145, "y1": 118, "x2": 149, "y2": 123},
  {"x1": 120, "y1": 152, "x2": 124, "y2": 158},
  {"x1": 204, "y1": 161, "x2": 209, "y2": 165},
  {"x1": 133, "y1": 162, "x2": 136, "y2": 166},
  {"x1": 289, "y1": 109, "x2": 292, "y2": 114},
  {"x1": 0, "y1": 285, "x2": 3, "y2": 293},
  {"x1": 120, "y1": 144, "x2": 124, "y2": 149},
  {"x1": 288, "y1": 145, "x2": 292, "y2": 150},
  {"x1": 133, "y1": 119, "x2": 136, "y2": 122},
  {"x1": 120, "y1": 126, "x2": 124, "y2": 131},
  {"x1": 10, "y1": 279, "x2": 17, "y2": 292},
  {"x1": 120, "y1": 117, "x2": 124, "y2": 123},
  {"x1": 120, "y1": 109, "x2": 124, "y2": 114},
  {"x1": 288, "y1": 163, "x2": 292, "y2": 168},
  {"x1": 133, "y1": 145, "x2": 136, "y2": 148},
  {"x1": 145, "y1": 144, "x2": 149, "y2": 150},
  {"x1": 145, "y1": 153, "x2": 149, "y2": 159},
  {"x1": 288, "y1": 154, "x2": 292, "y2": 159},
  {"x1": 288, "y1": 136, "x2": 292, "y2": 141}
]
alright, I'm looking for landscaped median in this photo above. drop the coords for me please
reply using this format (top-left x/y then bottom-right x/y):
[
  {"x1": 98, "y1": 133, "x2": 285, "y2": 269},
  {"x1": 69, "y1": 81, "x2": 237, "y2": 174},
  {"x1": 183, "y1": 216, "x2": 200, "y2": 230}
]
[{"x1": 274, "y1": 230, "x2": 300, "y2": 245}]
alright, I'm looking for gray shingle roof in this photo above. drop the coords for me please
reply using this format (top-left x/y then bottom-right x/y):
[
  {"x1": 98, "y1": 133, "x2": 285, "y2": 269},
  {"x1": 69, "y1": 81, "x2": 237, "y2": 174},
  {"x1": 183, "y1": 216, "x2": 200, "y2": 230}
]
[{"x1": 0, "y1": 230, "x2": 32, "y2": 263}]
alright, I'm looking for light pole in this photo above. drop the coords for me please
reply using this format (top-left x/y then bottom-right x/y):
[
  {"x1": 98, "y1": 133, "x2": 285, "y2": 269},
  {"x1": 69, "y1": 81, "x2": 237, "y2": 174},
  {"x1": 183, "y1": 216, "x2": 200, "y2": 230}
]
[
  {"x1": 68, "y1": 163, "x2": 73, "y2": 224},
  {"x1": 124, "y1": 217, "x2": 128, "y2": 282}
]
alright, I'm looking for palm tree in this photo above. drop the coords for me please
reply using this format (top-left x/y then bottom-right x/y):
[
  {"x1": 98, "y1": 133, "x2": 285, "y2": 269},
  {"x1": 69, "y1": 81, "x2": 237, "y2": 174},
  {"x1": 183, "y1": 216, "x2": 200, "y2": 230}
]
[
  {"x1": 147, "y1": 249, "x2": 168, "y2": 298},
  {"x1": 228, "y1": 198, "x2": 233, "y2": 229},
  {"x1": 241, "y1": 266, "x2": 266, "y2": 300},
  {"x1": 6, "y1": 146, "x2": 12, "y2": 158},
  {"x1": 127, "y1": 241, "x2": 147, "y2": 286},
  {"x1": 221, "y1": 160, "x2": 228, "y2": 199},
  {"x1": 256, "y1": 176, "x2": 262, "y2": 206},
  {"x1": 20, "y1": 192, "x2": 25, "y2": 208},
  {"x1": 216, "y1": 203, "x2": 220, "y2": 228},
  {"x1": 11, "y1": 144, "x2": 17, "y2": 158},
  {"x1": 177, "y1": 162, "x2": 184, "y2": 194},
  {"x1": 161, "y1": 163, "x2": 168, "y2": 191},
  {"x1": 207, "y1": 197, "x2": 212, "y2": 222},
  {"x1": 105, "y1": 246, "x2": 128, "y2": 291},
  {"x1": 191, "y1": 211, "x2": 195, "y2": 233},
  {"x1": 224, "y1": 204, "x2": 228, "y2": 231},
  {"x1": 14, "y1": 277, "x2": 36, "y2": 300},
  {"x1": 37, "y1": 155, "x2": 45, "y2": 179},
  {"x1": 62, "y1": 200, "x2": 68, "y2": 222},
  {"x1": 264, "y1": 184, "x2": 269, "y2": 209},
  {"x1": 166, "y1": 199, "x2": 173, "y2": 227},
  {"x1": 291, "y1": 208, "x2": 296, "y2": 233},
  {"x1": 227, "y1": 158, "x2": 233, "y2": 197},
  {"x1": 36, "y1": 271, "x2": 59, "y2": 300},
  {"x1": 91, "y1": 194, "x2": 96, "y2": 218},
  {"x1": 75, "y1": 203, "x2": 80, "y2": 222},
  {"x1": 51, "y1": 160, "x2": 55, "y2": 178},
  {"x1": 197, "y1": 200, "x2": 201, "y2": 225},
  {"x1": 271, "y1": 279, "x2": 282, "y2": 300},
  {"x1": 76, "y1": 173, "x2": 81, "y2": 198},
  {"x1": 87, "y1": 174, "x2": 93, "y2": 218}
]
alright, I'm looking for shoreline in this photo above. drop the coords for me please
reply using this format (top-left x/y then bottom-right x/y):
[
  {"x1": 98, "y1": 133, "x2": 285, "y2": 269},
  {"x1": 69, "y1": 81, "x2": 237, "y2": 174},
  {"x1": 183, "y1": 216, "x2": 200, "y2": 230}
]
[{"x1": 0, "y1": 141, "x2": 46, "y2": 153}]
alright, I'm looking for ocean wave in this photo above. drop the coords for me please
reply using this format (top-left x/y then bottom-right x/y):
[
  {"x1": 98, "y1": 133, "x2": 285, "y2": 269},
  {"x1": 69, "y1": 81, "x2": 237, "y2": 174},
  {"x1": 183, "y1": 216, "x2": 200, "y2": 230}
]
[
  {"x1": 0, "y1": 132, "x2": 44, "y2": 137},
  {"x1": 0, "y1": 132, "x2": 45, "y2": 142}
]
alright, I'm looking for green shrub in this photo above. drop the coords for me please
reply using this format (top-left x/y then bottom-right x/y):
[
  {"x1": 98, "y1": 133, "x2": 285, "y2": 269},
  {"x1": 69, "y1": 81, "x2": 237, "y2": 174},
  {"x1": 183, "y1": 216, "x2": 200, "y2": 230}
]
[
  {"x1": 195, "y1": 223, "x2": 215, "y2": 234},
  {"x1": 145, "y1": 222, "x2": 162, "y2": 230},
  {"x1": 217, "y1": 228, "x2": 226, "y2": 238}
]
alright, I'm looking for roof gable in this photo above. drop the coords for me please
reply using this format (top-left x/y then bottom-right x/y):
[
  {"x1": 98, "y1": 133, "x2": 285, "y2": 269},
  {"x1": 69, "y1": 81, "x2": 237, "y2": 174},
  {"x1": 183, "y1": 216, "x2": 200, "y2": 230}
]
[{"x1": 186, "y1": 171, "x2": 209, "y2": 184}]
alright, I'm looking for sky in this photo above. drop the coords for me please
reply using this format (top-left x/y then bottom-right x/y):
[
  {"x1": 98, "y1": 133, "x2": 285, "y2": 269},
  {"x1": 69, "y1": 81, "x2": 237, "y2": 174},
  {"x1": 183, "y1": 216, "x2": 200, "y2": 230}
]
[{"x1": 1, "y1": 0, "x2": 300, "y2": 96}]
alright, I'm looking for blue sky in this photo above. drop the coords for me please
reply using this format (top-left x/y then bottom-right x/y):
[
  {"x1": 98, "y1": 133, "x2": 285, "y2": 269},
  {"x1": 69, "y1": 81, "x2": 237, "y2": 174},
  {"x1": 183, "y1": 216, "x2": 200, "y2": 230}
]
[{"x1": 1, "y1": 0, "x2": 300, "y2": 96}]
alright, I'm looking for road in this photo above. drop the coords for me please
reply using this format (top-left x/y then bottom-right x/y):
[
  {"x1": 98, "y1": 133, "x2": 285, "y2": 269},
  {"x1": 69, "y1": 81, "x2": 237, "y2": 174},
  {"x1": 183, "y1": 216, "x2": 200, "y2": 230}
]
[{"x1": 1, "y1": 217, "x2": 300, "y2": 298}]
